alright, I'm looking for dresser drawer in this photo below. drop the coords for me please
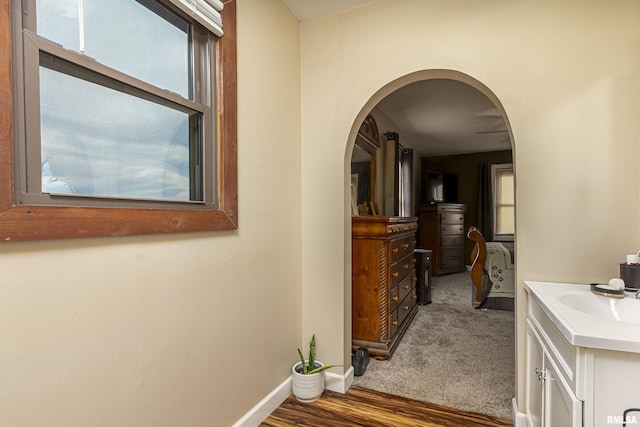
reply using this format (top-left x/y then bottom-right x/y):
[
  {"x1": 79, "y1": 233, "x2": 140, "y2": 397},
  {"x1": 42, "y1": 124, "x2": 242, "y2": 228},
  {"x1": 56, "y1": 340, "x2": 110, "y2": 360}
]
[
  {"x1": 440, "y1": 212, "x2": 464, "y2": 225},
  {"x1": 390, "y1": 284, "x2": 399, "y2": 312},
  {"x1": 440, "y1": 256, "x2": 464, "y2": 271},
  {"x1": 392, "y1": 235, "x2": 416, "y2": 262},
  {"x1": 441, "y1": 224, "x2": 465, "y2": 235},
  {"x1": 392, "y1": 256, "x2": 412, "y2": 285},
  {"x1": 397, "y1": 273, "x2": 413, "y2": 304},
  {"x1": 436, "y1": 204, "x2": 466, "y2": 214},
  {"x1": 389, "y1": 310, "x2": 398, "y2": 337},
  {"x1": 441, "y1": 245, "x2": 463, "y2": 259},
  {"x1": 441, "y1": 235, "x2": 464, "y2": 247},
  {"x1": 397, "y1": 292, "x2": 413, "y2": 326}
]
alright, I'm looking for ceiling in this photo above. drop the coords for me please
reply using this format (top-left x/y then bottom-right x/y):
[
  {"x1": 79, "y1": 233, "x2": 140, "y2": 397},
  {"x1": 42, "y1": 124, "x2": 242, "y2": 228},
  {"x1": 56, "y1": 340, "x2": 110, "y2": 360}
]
[
  {"x1": 281, "y1": 0, "x2": 512, "y2": 158},
  {"x1": 375, "y1": 79, "x2": 510, "y2": 157}
]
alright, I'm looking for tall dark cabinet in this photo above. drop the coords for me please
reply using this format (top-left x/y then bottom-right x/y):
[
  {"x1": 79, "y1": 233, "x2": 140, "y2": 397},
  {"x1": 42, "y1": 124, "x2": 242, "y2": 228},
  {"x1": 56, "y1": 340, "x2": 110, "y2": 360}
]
[{"x1": 418, "y1": 203, "x2": 466, "y2": 275}]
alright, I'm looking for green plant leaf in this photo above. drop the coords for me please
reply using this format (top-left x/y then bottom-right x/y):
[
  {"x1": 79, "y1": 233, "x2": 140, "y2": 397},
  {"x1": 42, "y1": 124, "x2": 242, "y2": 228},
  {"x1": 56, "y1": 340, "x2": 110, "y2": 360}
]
[
  {"x1": 309, "y1": 334, "x2": 316, "y2": 370},
  {"x1": 297, "y1": 334, "x2": 332, "y2": 375},
  {"x1": 307, "y1": 364, "x2": 333, "y2": 375},
  {"x1": 297, "y1": 348, "x2": 307, "y2": 374}
]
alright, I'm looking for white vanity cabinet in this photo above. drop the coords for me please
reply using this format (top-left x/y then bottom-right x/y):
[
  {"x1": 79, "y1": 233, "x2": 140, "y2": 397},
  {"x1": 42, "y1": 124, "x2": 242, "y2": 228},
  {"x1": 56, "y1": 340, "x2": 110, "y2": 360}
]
[
  {"x1": 525, "y1": 315, "x2": 581, "y2": 427},
  {"x1": 525, "y1": 321, "x2": 544, "y2": 427},
  {"x1": 525, "y1": 281, "x2": 640, "y2": 427}
]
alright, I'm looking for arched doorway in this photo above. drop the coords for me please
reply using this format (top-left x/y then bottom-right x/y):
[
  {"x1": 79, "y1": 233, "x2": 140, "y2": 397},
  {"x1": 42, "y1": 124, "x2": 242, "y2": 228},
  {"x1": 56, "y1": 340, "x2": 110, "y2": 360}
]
[{"x1": 345, "y1": 69, "x2": 516, "y2": 419}]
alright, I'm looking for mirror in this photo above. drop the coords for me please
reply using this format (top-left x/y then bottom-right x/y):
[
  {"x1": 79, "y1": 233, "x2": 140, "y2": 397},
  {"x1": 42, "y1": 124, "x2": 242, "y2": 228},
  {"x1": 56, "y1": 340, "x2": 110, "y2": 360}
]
[
  {"x1": 384, "y1": 132, "x2": 413, "y2": 217},
  {"x1": 351, "y1": 115, "x2": 380, "y2": 215},
  {"x1": 351, "y1": 144, "x2": 373, "y2": 207}
]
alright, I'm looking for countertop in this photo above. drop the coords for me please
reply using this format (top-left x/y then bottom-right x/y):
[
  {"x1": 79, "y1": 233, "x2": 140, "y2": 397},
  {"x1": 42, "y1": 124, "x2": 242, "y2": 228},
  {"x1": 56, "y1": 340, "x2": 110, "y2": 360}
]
[{"x1": 524, "y1": 281, "x2": 640, "y2": 354}]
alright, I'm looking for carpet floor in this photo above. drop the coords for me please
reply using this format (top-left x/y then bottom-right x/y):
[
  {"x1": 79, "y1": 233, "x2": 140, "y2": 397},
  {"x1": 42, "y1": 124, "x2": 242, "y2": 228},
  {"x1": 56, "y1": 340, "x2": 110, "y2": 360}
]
[{"x1": 352, "y1": 271, "x2": 515, "y2": 420}]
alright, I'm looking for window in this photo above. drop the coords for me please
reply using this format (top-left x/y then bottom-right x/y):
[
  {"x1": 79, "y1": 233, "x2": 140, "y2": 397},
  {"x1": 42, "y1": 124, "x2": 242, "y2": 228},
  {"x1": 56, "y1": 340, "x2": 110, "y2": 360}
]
[
  {"x1": 1, "y1": 0, "x2": 237, "y2": 241},
  {"x1": 492, "y1": 163, "x2": 514, "y2": 240}
]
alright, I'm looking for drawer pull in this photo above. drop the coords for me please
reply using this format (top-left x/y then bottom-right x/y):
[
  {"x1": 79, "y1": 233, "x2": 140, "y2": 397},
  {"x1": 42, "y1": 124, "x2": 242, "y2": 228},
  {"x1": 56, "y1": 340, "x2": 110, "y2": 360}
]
[
  {"x1": 403, "y1": 285, "x2": 409, "y2": 290},
  {"x1": 402, "y1": 263, "x2": 409, "y2": 270},
  {"x1": 393, "y1": 248, "x2": 399, "y2": 254},
  {"x1": 412, "y1": 295, "x2": 417, "y2": 300},
  {"x1": 392, "y1": 320, "x2": 398, "y2": 326},
  {"x1": 402, "y1": 243, "x2": 409, "y2": 249},
  {"x1": 392, "y1": 295, "x2": 399, "y2": 302},
  {"x1": 402, "y1": 305, "x2": 409, "y2": 311},
  {"x1": 393, "y1": 272, "x2": 399, "y2": 278}
]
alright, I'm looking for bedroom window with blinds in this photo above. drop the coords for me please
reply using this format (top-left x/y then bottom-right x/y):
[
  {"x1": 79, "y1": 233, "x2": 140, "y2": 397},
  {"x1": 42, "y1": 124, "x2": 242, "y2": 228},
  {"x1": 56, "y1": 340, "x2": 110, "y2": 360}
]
[
  {"x1": 4, "y1": 0, "x2": 238, "y2": 241},
  {"x1": 492, "y1": 163, "x2": 514, "y2": 240}
]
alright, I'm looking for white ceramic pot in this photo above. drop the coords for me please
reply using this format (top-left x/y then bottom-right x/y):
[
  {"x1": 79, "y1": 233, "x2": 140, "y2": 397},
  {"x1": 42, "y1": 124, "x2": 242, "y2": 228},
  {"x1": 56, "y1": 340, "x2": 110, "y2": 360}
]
[{"x1": 291, "y1": 361, "x2": 325, "y2": 403}]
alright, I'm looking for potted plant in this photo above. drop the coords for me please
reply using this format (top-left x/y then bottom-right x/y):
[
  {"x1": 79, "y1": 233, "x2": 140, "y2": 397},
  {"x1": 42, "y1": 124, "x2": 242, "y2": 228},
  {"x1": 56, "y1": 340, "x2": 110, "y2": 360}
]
[{"x1": 291, "y1": 334, "x2": 333, "y2": 403}]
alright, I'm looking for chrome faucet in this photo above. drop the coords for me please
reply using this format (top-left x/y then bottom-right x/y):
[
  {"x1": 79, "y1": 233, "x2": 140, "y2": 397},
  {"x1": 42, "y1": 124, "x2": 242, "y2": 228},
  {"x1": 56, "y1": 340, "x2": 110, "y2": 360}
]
[{"x1": 624, "y1": 288, "x2": 640, "y2": 299}]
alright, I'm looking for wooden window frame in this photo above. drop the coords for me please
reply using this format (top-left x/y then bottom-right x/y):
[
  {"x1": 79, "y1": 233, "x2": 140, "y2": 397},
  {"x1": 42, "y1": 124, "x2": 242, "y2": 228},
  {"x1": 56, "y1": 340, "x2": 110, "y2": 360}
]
[
  {"x1": 491, "y1": 163, "x2": 514, "y2": 241},
  {"x1": 0, "y1": 0, "x2": 237, "y2": 242}
]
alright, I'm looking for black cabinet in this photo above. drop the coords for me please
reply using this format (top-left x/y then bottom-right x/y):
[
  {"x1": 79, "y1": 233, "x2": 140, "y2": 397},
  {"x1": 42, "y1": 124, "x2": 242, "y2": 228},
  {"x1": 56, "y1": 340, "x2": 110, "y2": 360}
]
[{"x1": 414, "y1": 249, "x2": 432, "y2": 304}]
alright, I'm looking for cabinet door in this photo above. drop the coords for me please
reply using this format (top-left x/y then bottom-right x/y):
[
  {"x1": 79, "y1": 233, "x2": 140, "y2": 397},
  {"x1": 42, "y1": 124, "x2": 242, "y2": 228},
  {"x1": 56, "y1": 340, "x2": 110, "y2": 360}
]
[
  {"x1": 525, "y1": 321, "x2": 544, "y2": 427},
  {"x1": 545, "y1": 355, "x2": 582, "y2": 427}
]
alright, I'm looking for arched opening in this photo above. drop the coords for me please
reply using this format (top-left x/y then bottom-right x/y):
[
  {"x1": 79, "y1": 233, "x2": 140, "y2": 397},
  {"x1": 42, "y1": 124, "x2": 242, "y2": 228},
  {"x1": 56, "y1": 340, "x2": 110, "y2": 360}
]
[{"x1": 345, "y1": 69, "x2": 516, "y2": 419}]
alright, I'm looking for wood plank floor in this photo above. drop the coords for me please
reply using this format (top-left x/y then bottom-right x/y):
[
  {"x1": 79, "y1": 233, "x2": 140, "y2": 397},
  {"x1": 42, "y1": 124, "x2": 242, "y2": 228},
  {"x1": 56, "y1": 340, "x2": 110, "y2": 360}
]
[{"x1": 261, "y1": 386, "x2": 513, "y2": 427}]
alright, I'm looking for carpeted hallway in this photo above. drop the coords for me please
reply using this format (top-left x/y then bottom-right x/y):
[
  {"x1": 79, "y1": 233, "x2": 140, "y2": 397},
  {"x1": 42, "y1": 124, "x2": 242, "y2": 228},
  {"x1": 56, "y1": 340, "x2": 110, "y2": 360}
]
[{"x1": 352, "y1": 271, "x2": 515, "y2": 420}]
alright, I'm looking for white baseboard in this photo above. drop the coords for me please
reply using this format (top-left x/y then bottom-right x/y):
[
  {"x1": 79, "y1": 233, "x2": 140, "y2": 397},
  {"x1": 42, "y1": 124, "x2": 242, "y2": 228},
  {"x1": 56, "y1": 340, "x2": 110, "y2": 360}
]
[
  {"x1": 325, "y1": 366, "x2": 354, "y2": 394},
  {"x1": 231, "y1": 377, "x2": 292, "y2": 427},
  {"x1": 232, "y1": 367, "x2": 354, "y2": 427},
  {"x1": 512, "y1": 397, "x2": 528, "y2": 427}
]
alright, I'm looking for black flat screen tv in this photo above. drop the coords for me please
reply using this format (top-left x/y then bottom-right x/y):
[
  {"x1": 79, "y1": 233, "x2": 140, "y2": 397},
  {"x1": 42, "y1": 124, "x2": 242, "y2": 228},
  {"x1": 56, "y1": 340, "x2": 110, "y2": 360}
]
[{"x1": 425, "y1": 171, "x2": 458, "y2": 203}]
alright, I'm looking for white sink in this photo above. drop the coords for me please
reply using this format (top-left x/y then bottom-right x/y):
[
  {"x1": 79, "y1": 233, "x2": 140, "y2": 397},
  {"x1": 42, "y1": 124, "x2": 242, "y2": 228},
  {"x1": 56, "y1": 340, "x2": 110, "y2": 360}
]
[
  {"x1": 525, "y1": 281, "x2": 640, "y2": 353},
  {"x1": 557, "y1": 292, "x2": 640, "y2": 325}
]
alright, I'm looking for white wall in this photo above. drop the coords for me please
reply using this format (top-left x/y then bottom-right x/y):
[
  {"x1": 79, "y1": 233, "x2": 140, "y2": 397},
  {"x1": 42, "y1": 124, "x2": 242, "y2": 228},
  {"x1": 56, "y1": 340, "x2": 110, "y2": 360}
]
[
  {"x1": 0, "y1": 1, "x2": 302, "y2": 425},
  {"x1": 300, "y1": 0, "x2": 640, "y2": 411}
]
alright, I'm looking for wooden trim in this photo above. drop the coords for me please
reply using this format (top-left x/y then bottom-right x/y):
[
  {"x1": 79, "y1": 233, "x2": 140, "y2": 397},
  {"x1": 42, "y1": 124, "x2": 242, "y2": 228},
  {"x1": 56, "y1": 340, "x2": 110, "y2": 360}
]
[
  {"x1": 0, "y1": 0, "x2": 238, "y2": 242},
  {"x1": 355, "y1": 115, "x2": 380, "y2": 154},
  {"x1": 218, "y1": 0, "x2": 238, "y2": 226},
  {"x1": 467, "y1": 226, "x2": 488, "y2": 308},
  {"x1": 0, "y1": 0, "x2": 14, "y2": 217},
  {"x1": 378, "y1": 240, "x2": 389, "y2": 341}
]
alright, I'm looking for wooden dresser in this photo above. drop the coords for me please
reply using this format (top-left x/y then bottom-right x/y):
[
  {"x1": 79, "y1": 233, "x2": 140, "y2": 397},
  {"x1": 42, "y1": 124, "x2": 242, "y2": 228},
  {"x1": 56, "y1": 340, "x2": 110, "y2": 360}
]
[
  {"x1": 418, "y1": 203, "x2": 466, "y2": 275},
  {"x1": 352, "y1": 216, "x2": 418, "y2": 360}
]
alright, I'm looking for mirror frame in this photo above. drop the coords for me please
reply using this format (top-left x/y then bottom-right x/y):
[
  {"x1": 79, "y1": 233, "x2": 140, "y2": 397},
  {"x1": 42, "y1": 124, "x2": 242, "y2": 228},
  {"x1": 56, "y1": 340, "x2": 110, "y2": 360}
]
[{"x1": 354, "y1": 115, "x2": 381, "y2": 210}]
